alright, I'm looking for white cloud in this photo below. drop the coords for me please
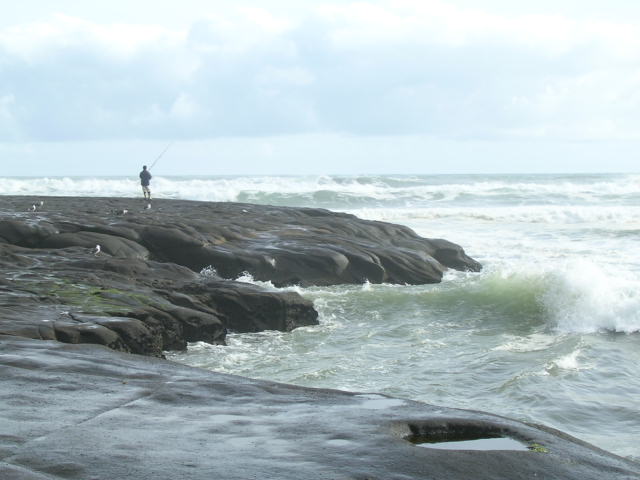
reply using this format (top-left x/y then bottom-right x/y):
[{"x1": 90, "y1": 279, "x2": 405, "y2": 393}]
[
  {"x1": 256, "y1": 66, "x2": 315, "y2": 87},
  {"x1": 0, "y1": 14, "x2": 184, "y2": 61},
  {"x1": 0, "y1": 94, "x2": 21, "y2": 139},
  {"x1": 238, "y1": 7, "x2": 293, "y2": 34},
  {"x1": 0, "y1": 3, "x2": 639, "y2": 142},
  {"x1": 506, "y1": 69, "x2": 640, "y2": 140},
  {"x1": 170, "y1": 93, "x2": 201, "y2": 119},
  {"x1": 319, "y1": 0, "x2": 640, "y2": 58}
]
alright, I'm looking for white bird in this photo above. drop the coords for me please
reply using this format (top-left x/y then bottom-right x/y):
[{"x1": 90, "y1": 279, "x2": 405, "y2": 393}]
[
  {"x1": 146, "y1": 203, "x2": 151, "y2": 210},
  {"x1": 39, "y1": 201, "x2": 44, "y2": 206},
  {"x1": 122, "y1": 209, "x2": 128, "y2": 215},
  {"x1": 94, "y1": 245, "x2": 101, "y2": 255},
  {"x1": 31, "y1": 204, "x2": 37, "y2": 212}
]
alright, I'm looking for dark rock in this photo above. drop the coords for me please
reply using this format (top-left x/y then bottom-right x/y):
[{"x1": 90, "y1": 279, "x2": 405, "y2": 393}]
[
  {"x1": 1, "y1": 336, "x2": 638, "y2": 480},
  {"x1": 39, "y1": 231, "x2": 149, "y2": 259},
  {"x1": 428, "y1": 238, "x2": 483, "y2": 272},
  {"x1": 73, "y1": 314, "x2": 162, "y2": 355},
  {"x1": 0, "y1": 238, "x2": 312, "y2": 356},
  {"x1": 0, "y1": 219, "x2": 58, "y2": 247},
  {"x1": 1, "y1": 196, "x2": 481, "y2": 287},
  {"x1": 186, "y1": 280, "x2": 318, "y2": 333},
  {"x1": 52, "y1": 320, "x2": 124, "y2": 349},
  {"x1": 0, "y1": 195, "x2": 479, "y2": 355}
]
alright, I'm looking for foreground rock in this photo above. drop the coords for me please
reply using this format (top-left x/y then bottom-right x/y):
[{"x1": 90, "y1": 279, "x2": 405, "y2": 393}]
[
  {"x1": 1, "y1": 336, "x2": 638, "y2": 480},
  {"x1": 0, "y1": 195, "x2": 479, "y2": 355}
]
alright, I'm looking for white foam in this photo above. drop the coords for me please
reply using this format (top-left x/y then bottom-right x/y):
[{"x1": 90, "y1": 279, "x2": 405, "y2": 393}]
[
  {"x1": 0, "y1": 176, "x2": 140, "y2": 197},
  {"x1": 493, "y1": 333, "x2": 558, "y2": 353},
  {"x1": 554, "y1": 350, "x2": 583, "y2": 370},
  {"x1": 452, "y1": 259, "x2": 640, "y2": 335},
  {"x1": 349, "y1": 205, "x2": 640, "y2": 226},
  {"x1": 2, "y1": 174, "x2": 639, "y2": 209},
  {"x1": 540, "y1": 260, "x2": 640, "y2": 334},
  {"x1": 233, "y1": 271, "x2": 279, "y2": 291},
  {"x1": 200, "y1": 265, "x2": 218, "y2": 277},
  {"x1": 544, "y1": 348, "x2": 593, "y2": 374},
  {"x1": 0, "y1": 175, "x2": 399, "y2": 202}
]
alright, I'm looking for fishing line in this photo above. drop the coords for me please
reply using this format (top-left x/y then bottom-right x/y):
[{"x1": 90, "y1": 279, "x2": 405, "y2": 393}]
[{"x1": 149, "y1": 142, "x2": 173, "y2": 171}]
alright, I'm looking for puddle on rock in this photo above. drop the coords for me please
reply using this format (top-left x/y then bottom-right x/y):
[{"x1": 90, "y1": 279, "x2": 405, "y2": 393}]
[
  {"x1": 404, "y1": 421, "x2": 532, "y2": 452},
  {"x1": 413, "y1": 436, "x2": 529, "y2": 451}
]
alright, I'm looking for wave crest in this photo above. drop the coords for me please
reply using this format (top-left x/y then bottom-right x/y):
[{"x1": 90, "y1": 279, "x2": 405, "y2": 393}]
[
  {"x1": 2, "y1": 174, "x2": 639, "y2": 211},
  {"x1": 445, "y1": 261, "x2": 640, "y2": 334},
  {"x1": 540, "y1": 260, "x2": 640, "y2": 334}
]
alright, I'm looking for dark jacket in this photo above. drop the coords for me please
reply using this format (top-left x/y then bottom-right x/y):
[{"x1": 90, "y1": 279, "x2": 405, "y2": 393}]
[{"x1": 140, "y1": 170, "x2": 152, "y2": 186}]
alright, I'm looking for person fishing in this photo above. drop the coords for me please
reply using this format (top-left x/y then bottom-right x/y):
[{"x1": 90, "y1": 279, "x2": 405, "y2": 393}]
[
  {"x1": 140, "y1": 142, "x2": 172, "y2": 200},
  {"x1": 139, "y1": 165, "x2": 152, "y2": 200}
]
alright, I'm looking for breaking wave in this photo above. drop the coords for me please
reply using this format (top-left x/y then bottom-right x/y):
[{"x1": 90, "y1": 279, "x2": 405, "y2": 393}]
[
  {"x1": 2, "y1": 173, "x2": 639, "y2": 211},
  {"x1": 539, "y1": 260, "x2": 640, "y2": 334},
  {"x1": 350, "y1": 205, "x2": 640, "y2": 226},
  {"x1": 226, "y1": 262, "x2": 640, "y2": 335},
  {"x1": 437, "y1": 261, "x2": 640, "y2": 334}
]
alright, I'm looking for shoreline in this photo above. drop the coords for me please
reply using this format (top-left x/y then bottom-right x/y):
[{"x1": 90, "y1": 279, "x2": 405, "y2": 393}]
[{"x1": 1, "y1": 195, "x2": 639, "y2": 478}]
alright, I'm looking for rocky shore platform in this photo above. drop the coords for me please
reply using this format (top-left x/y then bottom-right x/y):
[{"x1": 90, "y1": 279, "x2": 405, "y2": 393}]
[
  {"x1": 1, "y1": 195, "x2": 638, "y2": 480},
  {"x1": 0, "y1": 195, "x2": 480, "y2": 355}
]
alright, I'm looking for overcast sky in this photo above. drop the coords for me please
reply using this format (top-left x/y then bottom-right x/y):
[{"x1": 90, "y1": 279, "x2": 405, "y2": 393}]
[{"x1": 1, "y1": 0, "x2": 639, "y2": 176}]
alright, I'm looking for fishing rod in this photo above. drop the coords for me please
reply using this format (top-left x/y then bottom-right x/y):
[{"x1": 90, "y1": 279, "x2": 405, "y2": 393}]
[{"x1": 149, "y1": 142, "x2": 173, "y2": 171}]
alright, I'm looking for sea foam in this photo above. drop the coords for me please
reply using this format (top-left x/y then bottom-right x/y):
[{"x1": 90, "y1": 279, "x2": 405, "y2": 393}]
[
  {"x1": 540, "y1": 260, "x2": 640, "y2": 334},
  {"x1": 436, "y1": 261, "x2": 640, "y2": 335},
  {"x1": 2, "y1": 174, "x2": 639, "y2": 211},
  {"x1": 350, "y1": 205, "x2": 640, "y2": 225}
]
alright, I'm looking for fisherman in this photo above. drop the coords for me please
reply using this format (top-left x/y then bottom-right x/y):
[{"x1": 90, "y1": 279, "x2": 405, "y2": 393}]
[{"x1": 139, "y1": 165, "x2": 152, "y2": 200}]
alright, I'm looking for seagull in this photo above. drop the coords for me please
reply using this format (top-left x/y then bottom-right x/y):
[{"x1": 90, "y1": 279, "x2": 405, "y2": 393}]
[
  {"x1": 39, "y1": 201, "x2": 44, "y2": 207},
  {"x1": 31, "y1": 204, "x2": 37, "y2": 212},
  {"x1": 94, "y1": 245, "x2": 101, "y2": 255},
  {"x1": 146, "y1": 203, "x2": 151, "y2": 210}
]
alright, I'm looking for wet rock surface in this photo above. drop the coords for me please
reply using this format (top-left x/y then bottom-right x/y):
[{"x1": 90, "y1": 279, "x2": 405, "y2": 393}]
[
  {"x1": 1, "y1": 336, "x2": 639, "y2": 480},
  {"x1": 0, "y1": 196, "x2": 481, "y2": 286},
  {"x1": 3, "y1": 197, "x2": 637, "y2": 478},
  {"x1": 0, "y1": 241, "x2": 317, "y2": 356},
  {"x1": 0, "y1": 195, "x2": 478, "y2": 355}
]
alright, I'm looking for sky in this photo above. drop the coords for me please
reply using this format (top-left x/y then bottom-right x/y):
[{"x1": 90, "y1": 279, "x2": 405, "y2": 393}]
[{"x1": 1, "y1": 0, "x2": 640, "y2": 176}]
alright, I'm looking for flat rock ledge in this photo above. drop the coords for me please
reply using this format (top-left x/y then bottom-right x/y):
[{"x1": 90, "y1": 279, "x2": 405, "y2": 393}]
[
  {"x1": 1, "y1": 336, "x2": 639, "y2": 480},
  {"x1": 1, "y1": 195, "x2": 480, "y2": 355}
]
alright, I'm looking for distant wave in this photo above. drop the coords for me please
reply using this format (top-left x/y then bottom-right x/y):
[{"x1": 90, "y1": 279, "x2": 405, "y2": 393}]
[
  {"x1": 2, "y1": 174, "x2": 639, "y2": 210},
  {"x1": 350, "y1": 205, "x2": 640, "y2": 225}
]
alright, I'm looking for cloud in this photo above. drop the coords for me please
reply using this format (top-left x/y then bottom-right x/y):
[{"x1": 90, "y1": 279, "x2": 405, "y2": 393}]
[
  {"x1": 1, "y1": 2, "x2": 639, "y2": 142},
  {"x1": 0, "y1": 94, "x2": 22, "y2": 139},
  {"x1": 0, "y1": 14, "x2": 184, "y2": 61}
]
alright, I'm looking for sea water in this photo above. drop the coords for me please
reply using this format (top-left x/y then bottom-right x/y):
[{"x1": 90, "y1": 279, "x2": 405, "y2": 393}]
[{"x1": 3, "y1": 173, "x2": 639, "y2": 460}]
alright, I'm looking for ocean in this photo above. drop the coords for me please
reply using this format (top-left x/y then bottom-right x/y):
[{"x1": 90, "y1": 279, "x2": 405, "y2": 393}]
[{"x1": 3, "y1": 173, "x2": 639, "y2": 460}]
